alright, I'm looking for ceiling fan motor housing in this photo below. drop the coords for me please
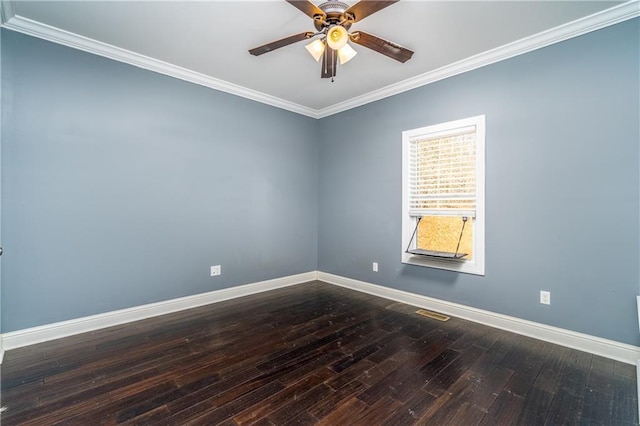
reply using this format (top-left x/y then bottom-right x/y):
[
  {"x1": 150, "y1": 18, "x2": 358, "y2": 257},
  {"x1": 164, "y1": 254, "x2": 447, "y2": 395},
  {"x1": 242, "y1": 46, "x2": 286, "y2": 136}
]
[{"x1": 314, "y1": 1, "x2": 353, "y2": 31}]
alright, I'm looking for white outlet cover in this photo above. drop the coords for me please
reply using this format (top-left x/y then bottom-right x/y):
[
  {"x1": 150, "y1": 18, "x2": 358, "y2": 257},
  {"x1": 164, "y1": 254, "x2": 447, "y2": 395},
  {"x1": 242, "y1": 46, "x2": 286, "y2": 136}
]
[
  {"x1": 540, "y1": 291, "x2": 551, "y2": 305},
  {"x1": 210, "y1": 265, "x2": 221, "y2": 276},
  {"x1": 373, "y1": 262, "x2": 378, "y2": 272}
]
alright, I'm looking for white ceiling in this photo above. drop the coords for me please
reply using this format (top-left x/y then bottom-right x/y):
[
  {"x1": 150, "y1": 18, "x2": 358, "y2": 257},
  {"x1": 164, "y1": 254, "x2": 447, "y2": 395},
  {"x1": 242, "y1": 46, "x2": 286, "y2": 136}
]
[{"x1": 1, "y1": 1, "x2": 636, "y2": 117}]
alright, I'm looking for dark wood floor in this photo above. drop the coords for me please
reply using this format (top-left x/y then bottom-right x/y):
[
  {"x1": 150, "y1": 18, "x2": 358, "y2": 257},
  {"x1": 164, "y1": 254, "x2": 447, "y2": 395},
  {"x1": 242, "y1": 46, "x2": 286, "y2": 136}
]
[{"x1": 1, "y1": 281, "x2": 637, "y2": 425}]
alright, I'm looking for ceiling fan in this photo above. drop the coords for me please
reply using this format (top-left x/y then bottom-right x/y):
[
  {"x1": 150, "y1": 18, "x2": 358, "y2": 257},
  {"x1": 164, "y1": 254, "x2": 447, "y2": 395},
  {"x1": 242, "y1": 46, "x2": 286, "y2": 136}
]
[{"x1": 249, "y1": 0, "x2": 414, "y2": 80}]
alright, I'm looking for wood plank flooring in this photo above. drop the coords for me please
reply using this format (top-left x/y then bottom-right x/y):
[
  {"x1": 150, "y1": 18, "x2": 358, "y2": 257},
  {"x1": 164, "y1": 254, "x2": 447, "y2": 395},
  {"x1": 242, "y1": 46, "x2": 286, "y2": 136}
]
[{"x1": 1, "y1": 281, "x2": 637, "y2": 425}]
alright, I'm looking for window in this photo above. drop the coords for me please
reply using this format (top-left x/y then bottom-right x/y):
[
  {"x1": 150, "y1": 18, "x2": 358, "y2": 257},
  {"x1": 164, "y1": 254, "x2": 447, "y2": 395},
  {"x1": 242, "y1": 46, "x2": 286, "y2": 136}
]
[{"x1": 402, "y1": 115, "x2": 485, "y2": 275}]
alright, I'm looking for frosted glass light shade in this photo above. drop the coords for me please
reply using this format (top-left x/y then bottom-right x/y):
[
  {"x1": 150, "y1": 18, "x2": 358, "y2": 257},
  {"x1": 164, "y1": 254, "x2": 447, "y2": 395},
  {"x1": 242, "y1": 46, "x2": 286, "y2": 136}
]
[
  {"x1": 338, "y1": 44, "x2": 357, "y2": 64},
  {"x1": 305, "y1": 39, "x2": 325, "y2": 62},
  {"x1": 326, "y1": 25, "x2": 348, "y2": 50}
]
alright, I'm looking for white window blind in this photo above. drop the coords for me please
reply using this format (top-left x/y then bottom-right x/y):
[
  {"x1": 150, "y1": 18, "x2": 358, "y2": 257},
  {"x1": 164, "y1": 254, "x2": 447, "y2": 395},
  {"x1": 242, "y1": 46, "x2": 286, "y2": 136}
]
[{"x1": 408, "y1": 125, "x2": 477, "y2": 217}]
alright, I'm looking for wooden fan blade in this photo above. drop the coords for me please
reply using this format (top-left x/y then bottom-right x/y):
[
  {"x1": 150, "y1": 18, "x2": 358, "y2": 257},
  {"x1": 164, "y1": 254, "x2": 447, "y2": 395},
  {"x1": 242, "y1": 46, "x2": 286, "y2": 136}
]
[
  {"x1": 344, "y1": 1, "x2": 398, "y2": 22},
  {"x1": 286, "y1": 0, "x2": 326, "y2": 19},
  {"x1": 249, "y1": 32, "x2": 314, "y2": 56},
  {"x1": 321, "y1": 47, "x2": 337, "y2": 78},
  {"x1": 349, "y1": 31, "x2": 414, "y2": 63}
]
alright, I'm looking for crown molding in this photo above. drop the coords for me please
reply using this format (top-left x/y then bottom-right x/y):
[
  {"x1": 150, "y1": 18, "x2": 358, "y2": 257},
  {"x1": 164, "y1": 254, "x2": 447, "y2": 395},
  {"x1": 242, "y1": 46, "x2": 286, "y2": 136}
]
[
  {"x1": 0, "y1": 8, "x2": 319, "y2": 118},
  {"x1": 0, "y1": 0, "x2": 638, "y2": 119},
  {"x1": 316, "y1": 0, "x2": 640, "y2": 118}
]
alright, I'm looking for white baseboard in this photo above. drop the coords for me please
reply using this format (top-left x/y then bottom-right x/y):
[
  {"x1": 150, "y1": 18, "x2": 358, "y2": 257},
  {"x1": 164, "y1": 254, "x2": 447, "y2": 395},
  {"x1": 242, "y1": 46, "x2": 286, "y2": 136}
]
[
  {"x1": 318, "y1": 271, "x2": 640, "y2": 365},
  {"x1": 1, "y1": 271, "x2": 317, "y2": 354},
  {"x1": 3, "y1": 270, "x2": 638, "y2": 368}
]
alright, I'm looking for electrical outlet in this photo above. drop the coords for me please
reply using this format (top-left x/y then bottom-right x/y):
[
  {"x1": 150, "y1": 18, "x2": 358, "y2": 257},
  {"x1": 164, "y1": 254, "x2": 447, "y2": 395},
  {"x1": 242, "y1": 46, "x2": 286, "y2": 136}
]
[
  {"x1": 372, "y1": 262, "x2": 378, "y2": 272},
  {"x1": 540, "y1": 290, "x2": 551, "y2": 305},
  {"x1": 210, "y1": 265, "x2": 221, "y2": 277}
]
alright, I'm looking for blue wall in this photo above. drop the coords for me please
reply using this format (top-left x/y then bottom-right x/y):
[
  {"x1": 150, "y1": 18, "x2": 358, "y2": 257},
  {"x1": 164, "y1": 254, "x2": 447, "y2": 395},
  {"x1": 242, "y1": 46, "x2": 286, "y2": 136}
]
[
  {"x1": 318, "y1": 19, "x2": 640, "y2": 346},
  {"x1": 1, "y1": 19, "x2": 639, "y2": 347},
  {"x1": 1, "y1": 30, "x2": 319, "y2": 332}
]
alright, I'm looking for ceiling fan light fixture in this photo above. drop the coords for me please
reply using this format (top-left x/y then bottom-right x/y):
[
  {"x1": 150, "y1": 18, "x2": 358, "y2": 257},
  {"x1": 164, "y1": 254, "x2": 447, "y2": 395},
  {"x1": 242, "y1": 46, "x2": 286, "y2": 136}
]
[
  {"x1": 337, "y1": 43, "x2": 357, "y2": 65},
  {"x1": 326, "y1": 25, "x2": 348, "y2": 50},
  {"x1": 305, "y1": 38, "x2": 326, "y2": 62},
  {"x1": 248, "y1": 0, "x2": 415, "y2": 80}
]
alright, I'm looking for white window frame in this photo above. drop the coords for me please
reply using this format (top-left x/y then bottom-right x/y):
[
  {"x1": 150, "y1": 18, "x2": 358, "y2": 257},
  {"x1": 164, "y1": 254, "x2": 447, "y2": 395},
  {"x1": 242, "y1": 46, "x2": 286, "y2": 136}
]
[{"x1": 401, "y1": 115, "x2": 485, "y2": 276}]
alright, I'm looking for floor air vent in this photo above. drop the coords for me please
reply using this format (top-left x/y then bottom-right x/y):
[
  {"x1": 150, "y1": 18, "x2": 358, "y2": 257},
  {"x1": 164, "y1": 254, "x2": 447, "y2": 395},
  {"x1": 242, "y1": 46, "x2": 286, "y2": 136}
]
[{"x1": 416, "y1": 309, "x2": 450, "y2": 322}]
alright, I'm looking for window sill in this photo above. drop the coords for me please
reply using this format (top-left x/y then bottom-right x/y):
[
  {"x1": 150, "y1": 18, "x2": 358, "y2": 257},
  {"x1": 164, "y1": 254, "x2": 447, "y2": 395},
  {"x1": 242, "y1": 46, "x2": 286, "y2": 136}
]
[{"x1": 401, "y1": 252, "x2": 484, "y2": 276}]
